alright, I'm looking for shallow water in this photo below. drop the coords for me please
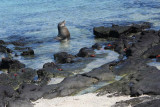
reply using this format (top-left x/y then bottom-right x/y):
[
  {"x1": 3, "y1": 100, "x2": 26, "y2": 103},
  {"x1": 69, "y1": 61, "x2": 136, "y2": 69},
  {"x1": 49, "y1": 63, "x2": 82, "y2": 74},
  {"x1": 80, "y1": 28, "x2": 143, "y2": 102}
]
[
  {"x1": 148, "y1": 59, "x2": 160, "y2": 70},
  {"x1": 0, "y1": 0, "x2": 160, "y2": 69},
  {"x1": 81, "y1": 49, "x2": 119, "y2": 73},
  {"x1": 76, "y1": 75, "x2": 123, "y2": 95},
  {"x1": 48, "y1": 50, "x2": 119, "y2": 85}
]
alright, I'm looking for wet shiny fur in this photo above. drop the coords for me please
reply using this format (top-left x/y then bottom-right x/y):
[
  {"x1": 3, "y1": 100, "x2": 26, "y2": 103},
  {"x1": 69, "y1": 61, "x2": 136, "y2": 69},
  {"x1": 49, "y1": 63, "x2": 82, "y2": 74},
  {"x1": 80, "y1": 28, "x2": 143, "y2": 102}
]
[{"x1": 55, "y1": 20, "x2": 70, "y2": 41}]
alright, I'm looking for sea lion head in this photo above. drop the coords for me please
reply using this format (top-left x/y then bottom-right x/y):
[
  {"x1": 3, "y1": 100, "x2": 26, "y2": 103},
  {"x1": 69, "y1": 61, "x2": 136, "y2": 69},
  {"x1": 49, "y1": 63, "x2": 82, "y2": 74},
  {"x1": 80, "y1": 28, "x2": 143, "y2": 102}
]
[{"x1": 58, "y1": 20, "x2": 66, "y2": 28}]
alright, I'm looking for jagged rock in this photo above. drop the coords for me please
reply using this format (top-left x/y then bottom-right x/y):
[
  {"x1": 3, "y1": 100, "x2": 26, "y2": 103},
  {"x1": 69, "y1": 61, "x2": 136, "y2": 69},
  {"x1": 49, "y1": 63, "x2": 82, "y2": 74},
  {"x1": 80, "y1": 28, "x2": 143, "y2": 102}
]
[
  {"x1": 7, "y1": 99, "x2": 33, "y2": 107},
  {"x1": 10, "y1": 41, "x2": 25, "y2": 46},
  {"x1": 0, "y1": 45, "x2": 12, "y2": 53},
  {"x1": 142, "y1": 44, "x2": 160, "y2": 58},
  {"x1": 134, "y1": 99, "x2": 160, "y2": 107},
  {"x1": 0, "y1": 40, "x2": 5, "y2": 45},
  {"x1": 93, "y1": 22, "x2": 151, "y2": 38},
  {"x1": 21, "y1": 48, "x2": 34, "y2": 56},
  {"x1": 17, "y1": 84, "x2": 43, "y2": 101},
  {"x1": 77, "y1": 47, "x2": 95, "y2": 57},
  {"x1": 43, "y1": 62, "x2": 57, "y2": 69},
  {"x1": 92, "y1": 43, "x2": 102, "y2": 50},
  {"x1": 43, "y1": 74, "x2": 98, "y2": 99},
  {"x1": 0, "y1": 58, "x2": 25, "y2": 72},
  {"x1": 54, "y1": 52, "x2": 75, "y2": 63}
]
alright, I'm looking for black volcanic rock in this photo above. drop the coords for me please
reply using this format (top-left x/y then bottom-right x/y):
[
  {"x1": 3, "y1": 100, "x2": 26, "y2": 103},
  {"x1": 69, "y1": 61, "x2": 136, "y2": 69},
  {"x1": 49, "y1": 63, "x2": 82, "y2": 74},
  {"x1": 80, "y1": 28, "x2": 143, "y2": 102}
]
[
  {"x1": 0, "y1": 45, "x2": 12, "y2": 53},
  {"x1": 0, "y1": 40, "x2": 5, "y2": 45},
  {"x1": 134, "y1": 99, "x2": 160, "y2": 107},
  {"x1": 7, "y1": 99, "x2": 33, "y2": 107},
  {"x1": 142, "y1": 44, "x2": 160, "y2": 58},
  {"x1": 0, "y1": 58, "x2": 25, "y2": 72},
  {"x1": 21, "y1": 48, "x2": 34, "y2": 56},
  {"x1": 77, "y1": 47, "x2": 95, "y2": 57},
  {"x1": 92, "y1": 43, "x2": 102, "y2": 50},
  {"x1": 54, "y1": 52, "x2": 75, "y2": 63},
  {"x1": 93, "y1": 22, "x2": 151, "y2": 38},
  {"x1": 43, "y1": 62, "x2": 57, "y2": 69}
]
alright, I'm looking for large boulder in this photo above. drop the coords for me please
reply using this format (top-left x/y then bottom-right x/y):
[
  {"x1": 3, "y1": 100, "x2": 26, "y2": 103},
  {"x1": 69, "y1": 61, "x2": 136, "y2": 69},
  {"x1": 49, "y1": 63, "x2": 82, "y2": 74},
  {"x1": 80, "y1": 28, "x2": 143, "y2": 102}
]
[
  {"x1": 93, "y1": 22, "x2": 151, "y2": 38},
  {"x1": 0, "y1": 58, "x2": 25, "y2": 72},
  {"x1": 130, "y1": 69, "x2": 160, "y2": 96},
  {"x1": 126, "y1": 31, "x2": 159, "y2": 58}
]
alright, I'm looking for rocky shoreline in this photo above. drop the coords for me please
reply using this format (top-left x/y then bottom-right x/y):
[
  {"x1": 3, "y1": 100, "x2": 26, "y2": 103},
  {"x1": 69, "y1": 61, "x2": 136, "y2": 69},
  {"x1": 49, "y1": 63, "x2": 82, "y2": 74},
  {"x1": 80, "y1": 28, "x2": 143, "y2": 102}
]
[{"x1": 0, "y1": 22, "x2": 160, "y2": 107}]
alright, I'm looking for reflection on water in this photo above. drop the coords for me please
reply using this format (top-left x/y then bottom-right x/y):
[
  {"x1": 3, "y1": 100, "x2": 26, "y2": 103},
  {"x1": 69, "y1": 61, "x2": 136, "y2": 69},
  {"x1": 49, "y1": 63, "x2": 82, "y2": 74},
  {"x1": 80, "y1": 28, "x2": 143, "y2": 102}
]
[{"x1": 59, "y1": 41, "x2": 70, "y2": 50}]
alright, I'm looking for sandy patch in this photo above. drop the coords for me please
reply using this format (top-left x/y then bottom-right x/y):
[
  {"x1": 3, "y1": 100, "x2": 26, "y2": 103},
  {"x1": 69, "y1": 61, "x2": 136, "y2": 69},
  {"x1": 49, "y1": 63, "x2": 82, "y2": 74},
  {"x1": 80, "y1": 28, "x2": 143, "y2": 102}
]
[{"x1": 33, "y1": 93, "x2": 132, "y2": 107}]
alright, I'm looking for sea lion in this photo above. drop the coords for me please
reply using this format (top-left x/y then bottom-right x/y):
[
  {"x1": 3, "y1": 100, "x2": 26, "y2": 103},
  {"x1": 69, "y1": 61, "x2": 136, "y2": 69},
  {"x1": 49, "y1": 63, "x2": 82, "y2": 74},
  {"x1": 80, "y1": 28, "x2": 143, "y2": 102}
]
[{"x1": 55, "y1": 20, "x2": 70, "y2": 41}]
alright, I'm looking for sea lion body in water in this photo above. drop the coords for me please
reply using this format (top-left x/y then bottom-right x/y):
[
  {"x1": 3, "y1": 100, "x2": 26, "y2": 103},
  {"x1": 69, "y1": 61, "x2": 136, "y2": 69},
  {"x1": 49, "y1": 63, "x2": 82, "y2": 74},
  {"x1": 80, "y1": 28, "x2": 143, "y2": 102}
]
[{"x1": 55, "y1": 20, "x2": 70, "y2": 41}]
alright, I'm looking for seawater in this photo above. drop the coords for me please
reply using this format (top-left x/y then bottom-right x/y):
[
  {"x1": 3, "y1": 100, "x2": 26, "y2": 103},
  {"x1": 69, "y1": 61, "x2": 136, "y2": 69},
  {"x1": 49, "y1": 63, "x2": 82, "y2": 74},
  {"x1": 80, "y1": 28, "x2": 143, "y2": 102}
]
[{"x1": 0, "y1": 0, "x2": 160, "y2": 69}]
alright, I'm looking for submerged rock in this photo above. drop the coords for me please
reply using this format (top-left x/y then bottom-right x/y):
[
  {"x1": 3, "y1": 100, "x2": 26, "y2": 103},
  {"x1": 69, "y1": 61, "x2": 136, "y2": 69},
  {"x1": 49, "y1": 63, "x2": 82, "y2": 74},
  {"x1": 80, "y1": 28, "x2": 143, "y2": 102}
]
[
  {"x1": 43, "y1": 62, "x2": 57, "y2": 68},
  {"x1": 21, "y1": 48, "x2": 34, "y2": 56},
  {"x1": 54, "y1": 52, "x2": 75, "y2": 63},
  {"x1": 0, "y1": 45, "x2": 12, "y2": 53},
  {"x1": 104, "y1": 43, "x2": 116, "y2": 50},
  {"x1": 77, "y1": 47, "x2": 96, "y2": 57},
  {"x1": 92, "y1": 43, "x2": 102, "y2": 50},
  {"x1": 0, "y1": 40, "x2": 5, "y2": 45},
  {"x1": 10, "y1": 41, "x2": 25, "y2": 46}
]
